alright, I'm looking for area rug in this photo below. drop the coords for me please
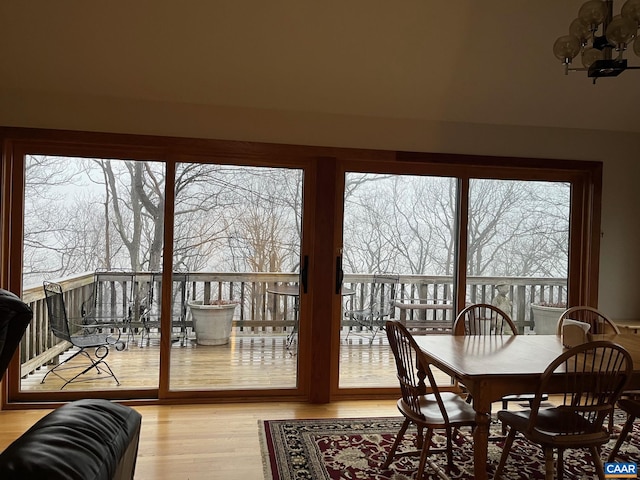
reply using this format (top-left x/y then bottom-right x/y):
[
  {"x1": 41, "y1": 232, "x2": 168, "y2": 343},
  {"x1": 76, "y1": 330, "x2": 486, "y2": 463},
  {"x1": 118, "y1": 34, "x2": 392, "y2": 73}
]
[{"x1": 259, "y1": 413, "x2": 640, "y2": 480}]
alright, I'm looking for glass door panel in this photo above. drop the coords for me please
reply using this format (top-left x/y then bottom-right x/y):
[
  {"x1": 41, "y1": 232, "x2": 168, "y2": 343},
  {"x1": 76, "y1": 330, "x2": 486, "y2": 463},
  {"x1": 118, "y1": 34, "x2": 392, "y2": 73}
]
[
  {"x1": 169, "y1": 163, "x2": 303, "y2": 391},
  {"x1": 339, "y1": 173, "x2": 456, "y2": 388},
  {"x1": 20, "y1": 155, "x2": 164, "y2": 392},
  {"x1": 465, "y1": 179, "x2": 570, "y2": 335}
]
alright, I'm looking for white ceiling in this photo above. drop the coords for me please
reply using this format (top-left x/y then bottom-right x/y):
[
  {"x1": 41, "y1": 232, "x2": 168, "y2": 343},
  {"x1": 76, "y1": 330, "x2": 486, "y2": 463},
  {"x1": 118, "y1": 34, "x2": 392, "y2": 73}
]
[{"x1": 1, "y1": 1, "x2": 639, "y2": 134}]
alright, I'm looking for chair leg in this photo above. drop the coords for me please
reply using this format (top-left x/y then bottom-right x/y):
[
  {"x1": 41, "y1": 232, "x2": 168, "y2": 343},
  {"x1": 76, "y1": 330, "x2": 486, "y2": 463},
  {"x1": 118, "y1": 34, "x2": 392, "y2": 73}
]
[
  {"x1": 41, "y1": 346, "x2": 119, "y2": 389},
  {"x1": 41, "y1": 348, "x2": 85, "y2": 384},
  {"x1": 415, "y1": 425, "x2": 424, "y2": 449},
  {"x1": 590, "y1": 446, "x2": 606, "y2": 480},
  {"x1": 416, "y1": 428, "x2": 434, "y2": 480},
  {"x1": 544, "y1": 447, "x2": 554, "y2": 480},
  {"x1": 382, "y1": 418, "x2": 410, "y2": 469},
  {"x1": 445, "y1": 427, "x2": 454, "y2": 470},
  {"x1": 63, "y1": 348, "x2": 119, "y2": 389},
  {"x1": 608, "y1": 412, "x2": 613, "y2": 433},
  {"x1": 557, "y1": 448, "x2": 564, "y2": 480},
  {"x1": 607, "y1": 415, "x2": 636, "y2": 462},
  {"x1": 494, "y1": 428, "x2": 516, "y2": 479}
]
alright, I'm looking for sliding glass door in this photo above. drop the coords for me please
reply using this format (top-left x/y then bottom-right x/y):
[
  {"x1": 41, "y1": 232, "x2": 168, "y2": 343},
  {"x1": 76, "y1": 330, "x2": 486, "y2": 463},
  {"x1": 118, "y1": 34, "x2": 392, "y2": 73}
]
[
  {"x1": 21, "y1": 155, "x2": 165, "y2": 392},
  {"x1": 337, "y1": 170, "x2": 575, "y2": 392},
  {"x1": 465, "y1": 179, "x2": 571, "y2": 335},
  {"x1": 18, "y1": 155, "x2": 304, "y2": 395},
  {"x1": 169, "y1": 163, "x2": 303, "y2": 391},
  {"x1": 339, "y1": 172, "x2": 456, "y2": 389},
  {"x1": 1, "y1": 128, "x2": 600, "y2": 404}
]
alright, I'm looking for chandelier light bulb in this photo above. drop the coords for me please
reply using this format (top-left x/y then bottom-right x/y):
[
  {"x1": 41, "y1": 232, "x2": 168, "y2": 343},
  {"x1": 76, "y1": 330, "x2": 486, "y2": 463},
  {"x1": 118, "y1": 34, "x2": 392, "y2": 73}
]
[
  {"x1": 570, "y1": 18, "x2": 592, "y2": 43},
  {"x1": 553, "y1": 35, "x2": 582, "y2": 63},
  {"x1": 622, "y1": 0, "x2": 640, "y2": 24},
  {"x1": 605, "y1": 14, "x2": 638, "y2": 48},
  {"x1": 578, "y1": 0, "x2": 608, "y2": 28},
  {"x1": 582, "y1": 46, "x2": 605, "y2": 66}
]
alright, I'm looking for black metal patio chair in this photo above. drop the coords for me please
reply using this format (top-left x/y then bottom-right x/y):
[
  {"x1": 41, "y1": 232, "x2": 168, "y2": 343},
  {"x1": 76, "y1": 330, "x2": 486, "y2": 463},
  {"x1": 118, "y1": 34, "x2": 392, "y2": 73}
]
[
  {"x1": 81, "y1": 269, "x2": 137, "y2": 347},
  {"x1": 135, "y1": 271, "x2": 190, "y2": 347},
  {"x1": 344, "y1": 273, "x2": 399, "y2": 345},
  {"x1": 42, "y1": 281, "x2": 124, "y2": 389}
]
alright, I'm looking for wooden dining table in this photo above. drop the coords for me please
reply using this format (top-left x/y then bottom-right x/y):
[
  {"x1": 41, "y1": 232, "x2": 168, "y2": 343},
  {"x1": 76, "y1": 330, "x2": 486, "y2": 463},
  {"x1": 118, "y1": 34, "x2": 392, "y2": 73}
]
[{"x1": 413, "y1": 333, "x2": 640, "y2": 480}]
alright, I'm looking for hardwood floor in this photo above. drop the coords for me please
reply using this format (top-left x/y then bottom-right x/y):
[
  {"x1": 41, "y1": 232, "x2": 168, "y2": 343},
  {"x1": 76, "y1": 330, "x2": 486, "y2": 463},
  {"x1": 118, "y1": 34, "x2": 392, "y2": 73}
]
[
  {"x1": 0, "y1": 400, "x2": 399, "y2": 479},
  {"x1": 0, "y1": 397, "x2": 535, "y2": 479},
  {"x1": 4, "y1": 332, "x2": 460, "y2": 478}
]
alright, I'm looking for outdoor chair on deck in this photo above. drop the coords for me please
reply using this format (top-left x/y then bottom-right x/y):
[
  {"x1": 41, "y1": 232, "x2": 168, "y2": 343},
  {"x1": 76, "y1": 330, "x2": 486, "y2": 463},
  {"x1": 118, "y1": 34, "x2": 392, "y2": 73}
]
[
  {"x1": 42, "y1": 281, "x2": 124, "y2": 389},
  {"x1": 171, "y1": 271, "x2": 191, "y2": 345},
  {"x1": 495, "y1": 340, "x2": 633, "y2": 480},
  {"x1": 454, "y1": 303, "x2": 547, "y2": 432},
  {"x1": 135, "y1": 272, "x2": 190, "y2": 347},
  {"x1": 81, "y1": 270, "x2": 136, "y2": 347},
  {"x1": 132, "y1": 272, "x2": 160, "y2": 347},
  {"x1": 344, "y1": 273, "x2": 398, "y2": 345},
  {"x1": 384, "y1": 320, "x2": 477, "y2": 478},
  {"x1": 556, "y1": 306, "x2": 620, "y2": 335}
]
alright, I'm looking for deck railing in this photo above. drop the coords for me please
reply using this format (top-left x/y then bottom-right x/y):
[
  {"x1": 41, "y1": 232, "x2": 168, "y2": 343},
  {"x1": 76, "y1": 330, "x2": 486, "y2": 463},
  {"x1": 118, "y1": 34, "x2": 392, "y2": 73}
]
[{"x1": 19, "y1": 272, "x2": 567, "y2": 377}]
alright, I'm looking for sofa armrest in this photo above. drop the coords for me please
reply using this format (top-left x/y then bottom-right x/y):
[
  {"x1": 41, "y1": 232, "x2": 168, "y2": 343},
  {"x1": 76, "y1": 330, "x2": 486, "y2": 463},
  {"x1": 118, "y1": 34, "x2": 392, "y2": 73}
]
[{"x1": 0, "y1": 399, "x2": 141, "y2": 480}]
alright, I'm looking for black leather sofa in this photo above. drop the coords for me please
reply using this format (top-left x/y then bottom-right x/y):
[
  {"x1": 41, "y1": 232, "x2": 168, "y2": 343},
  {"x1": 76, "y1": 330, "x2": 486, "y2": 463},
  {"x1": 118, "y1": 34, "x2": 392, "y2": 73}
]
[{"x1": 0, "y1": 288, "x2": 142, "y2": 480}]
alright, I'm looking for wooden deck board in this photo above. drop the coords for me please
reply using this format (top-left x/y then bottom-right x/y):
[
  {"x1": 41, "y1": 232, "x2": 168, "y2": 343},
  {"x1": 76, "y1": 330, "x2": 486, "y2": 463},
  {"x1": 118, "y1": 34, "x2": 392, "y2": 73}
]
[
  {"x1": 19, "y1": 331, "x2": 453, "y2": 392},
  {"x1": 19, "y1": 332, "x2": 406, "y2": 391}
]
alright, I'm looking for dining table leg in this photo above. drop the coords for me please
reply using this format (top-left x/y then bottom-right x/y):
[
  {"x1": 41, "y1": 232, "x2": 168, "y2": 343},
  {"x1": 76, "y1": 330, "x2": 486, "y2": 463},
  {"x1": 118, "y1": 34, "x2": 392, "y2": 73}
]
[{"x1": 472, "y1": 396, "x2": 492, "y2": 480}]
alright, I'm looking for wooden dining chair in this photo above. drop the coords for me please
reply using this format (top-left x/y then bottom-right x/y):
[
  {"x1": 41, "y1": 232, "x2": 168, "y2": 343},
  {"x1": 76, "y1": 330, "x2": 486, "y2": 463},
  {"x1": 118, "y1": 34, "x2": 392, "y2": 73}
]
[
  {"x1": 453, "y1": 304, "x2": 516, "y2": 336},
  {"x1": 495, "y1": 340, "x2": 633, "y2": 480},
  {"x1": 557, "y1": 306, "x2": 626, "y2": 433},
  {"x1": 454, "y1": 304, "x2": 546, "y2": 431},
  {"x1": 384, "y1": 320, "x2": 476, "y2": 478},
  {"x1": 556, "y1": 306, "x2": 620, "y2": 336},
  {"x1": 607, "y1": 397, "x2": 640, "y2": 462}
]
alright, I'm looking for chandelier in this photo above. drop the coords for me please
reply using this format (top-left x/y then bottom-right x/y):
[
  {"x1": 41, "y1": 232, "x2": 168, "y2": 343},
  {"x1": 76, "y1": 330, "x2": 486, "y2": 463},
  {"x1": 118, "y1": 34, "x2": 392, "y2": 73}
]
[{"x1": 553, "y1": 0, "x2": 640, "y2": 82}]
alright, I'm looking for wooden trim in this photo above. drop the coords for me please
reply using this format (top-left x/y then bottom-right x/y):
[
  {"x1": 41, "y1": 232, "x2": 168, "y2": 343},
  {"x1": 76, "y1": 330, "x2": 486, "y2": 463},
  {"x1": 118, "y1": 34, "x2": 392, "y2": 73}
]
[
  {"x1": 331, "y1": 162, "x2": 347, "y2": 399},
  {"x1": 0, "y1": 126, "x2": 393, "y2": 163},
  {"x1": 568, "y1": 165, "x2": 602, "y2": 307},
  {"x1": 0, "y1": 127, "x2": 603, "y2": 407},
  {"x1": 158, "y1": 162, "x2": 175, "y2": 396},
  {"x1": 455, "y1": 178, "x2": 469, "y2": 315},
  {"x1": 296, "y1": 162, "x2": 316, "y2": 400},
  {"x1": 308, "y1": 157, "x2": 338, "y2": 403}
]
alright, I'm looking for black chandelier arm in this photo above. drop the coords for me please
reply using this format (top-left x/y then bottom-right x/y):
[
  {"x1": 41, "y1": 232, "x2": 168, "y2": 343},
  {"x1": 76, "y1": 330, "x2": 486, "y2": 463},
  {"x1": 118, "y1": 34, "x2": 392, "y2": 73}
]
[{"x1": 566, "y1": 65, "x2": 640, "y2": 71}]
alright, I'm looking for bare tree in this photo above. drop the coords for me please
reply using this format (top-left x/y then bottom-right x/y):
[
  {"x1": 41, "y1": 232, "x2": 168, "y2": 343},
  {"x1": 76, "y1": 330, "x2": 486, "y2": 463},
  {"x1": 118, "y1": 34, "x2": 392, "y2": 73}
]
[
  {"x1": 23, "y1": 156, "x2": 103, "y2": 284},
  {"x1": 23, "y1": 156, "x2": 569, "y2": 291},
  {"x1": 343, "y1": 174, "x2": 569, "y2": 280}
]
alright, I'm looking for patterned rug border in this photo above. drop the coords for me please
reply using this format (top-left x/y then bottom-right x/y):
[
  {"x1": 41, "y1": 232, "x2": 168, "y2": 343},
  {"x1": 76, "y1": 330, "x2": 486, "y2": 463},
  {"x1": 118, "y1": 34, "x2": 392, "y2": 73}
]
[{"x1": 258, "y1": 413, "x2": 639, "y2": 480}]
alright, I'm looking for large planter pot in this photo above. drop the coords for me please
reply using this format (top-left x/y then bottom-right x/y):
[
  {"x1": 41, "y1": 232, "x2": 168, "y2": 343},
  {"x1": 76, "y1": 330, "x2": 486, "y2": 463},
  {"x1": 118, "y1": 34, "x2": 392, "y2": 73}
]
[
  {"x1": 188, "y1": 301, "x2": 238, "y2": 345},
  {"x1": 531, "y1": 304, "x2": 565, "y2": 335}
]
